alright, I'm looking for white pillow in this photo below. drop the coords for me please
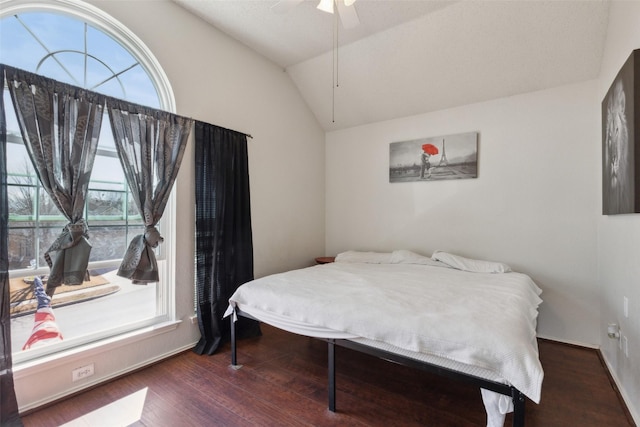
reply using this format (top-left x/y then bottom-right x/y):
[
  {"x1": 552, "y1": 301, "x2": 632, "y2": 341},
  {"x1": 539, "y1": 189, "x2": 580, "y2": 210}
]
[
  {"x1": 335, "y1": 250, "x2": 393, "y2": 264},
  {"x1": 431, "y1": 250, "x2": 511, "y2": 273},
  {"x1": 390, "y1": 250, "x2": 449, "y2": 267}
]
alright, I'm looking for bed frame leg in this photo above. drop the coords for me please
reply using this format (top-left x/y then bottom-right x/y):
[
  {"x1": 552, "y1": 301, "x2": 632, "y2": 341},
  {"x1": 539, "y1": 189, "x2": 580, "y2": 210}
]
[
  {"x1": 511, "y1": 389, "x2": 525, "y2": 427},
  {"x1": 328, "y1": 339, "x2": 336, "y2": 412},
  {"x1": 230, "y1": 314, "x2": 237, "y2": 366}
]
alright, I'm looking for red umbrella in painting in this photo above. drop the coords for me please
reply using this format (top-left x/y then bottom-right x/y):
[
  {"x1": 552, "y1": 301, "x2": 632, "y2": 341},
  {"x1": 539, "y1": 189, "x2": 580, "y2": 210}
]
[{"x1": 422, "y1": 143, "x2": 439, "y2": 155}]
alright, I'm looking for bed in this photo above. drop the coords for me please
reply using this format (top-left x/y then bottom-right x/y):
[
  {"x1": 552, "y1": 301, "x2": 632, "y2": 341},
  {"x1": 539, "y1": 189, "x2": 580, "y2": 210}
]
[{"x1": 224, "y1": 250, "x2": 544, "y2": 427}]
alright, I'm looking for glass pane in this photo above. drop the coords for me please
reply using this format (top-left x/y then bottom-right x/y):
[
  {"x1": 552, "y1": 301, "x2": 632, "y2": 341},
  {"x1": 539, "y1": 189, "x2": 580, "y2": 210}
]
[
  {"x1": 87, "y1": 190, "x2": 125, "y2": 218},
  {"x1": 10, "y1": 270, "x2": 159, "y2": 355},
  {"x1": 91, "y1": 152, "x2": 124, "y2": 185},
  {"x1": 127, "y1": 191, "x2": 143, "y2": 219},
  {"x1": 97, "y1": 123, "x2": 117, "y2": 152},
  {"x1": 21, "y1": 13, "x2": 85, "y2": 56},
  {"x1": 6, "y1": 168, "x2": 37, "y2": 186},
  {"x1": 118, "y1": 66, "x2": 160, "y2": 108},
  {"x1": 89, "y1": 179, "x2": 126, "y2": 193},
  {"x1": 86, "y1": 24, "x2": 136, "y2": 72},
  {"x1": 37, "y1": 52, "x2": 86, "y2": 88},
  {"x1": 3, "y1": 91, "x2": 22, "y2": 141},
  {"x1": 127, "y1": 224, "x2": 146, "y2": 243},
  {"x1": 90, "y1": 75, "x2": 126, "y2": 100},
  {"x1": 25, "y1": 15, "x2": 86, "y2": 87},
  {"x1": 37, "y1": 223, "x2": 68, "y2": 267},
  {"x1": 88, "y1": 225, "x2": 131, "y2": 262},
  {"x1": 8, "y1": 185, "x2": 35, "y2": 217},
  {"x1": 0, "y1": 15, "x2": 49, "y2": 72},
  {"x1": 8, "y1": 228, "x2": 36, "y2": 270},
  {"x1": 39, "y1": 189, "x2": 63, "y2": 217}
]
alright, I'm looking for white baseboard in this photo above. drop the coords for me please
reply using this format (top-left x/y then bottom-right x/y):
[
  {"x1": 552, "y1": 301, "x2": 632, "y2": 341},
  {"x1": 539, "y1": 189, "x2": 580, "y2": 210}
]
[
  {"x1": 536, "y1": 333, "x2": 599, "y2": 349},
  {"x1": 538, "y1": 335, "x2": 638, "y2": 424},
  {"x1": 18, "y1": 341, "x2": 197, "y2": 413},
  {"x1": 600, "y1": 352, "x2": 640, "y2": 426}
]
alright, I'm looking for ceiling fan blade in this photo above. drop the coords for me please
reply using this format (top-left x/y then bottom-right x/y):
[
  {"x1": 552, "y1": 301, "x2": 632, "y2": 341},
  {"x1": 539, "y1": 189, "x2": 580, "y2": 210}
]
[
  {"x1": 271, "y1": 0, "x2": 304, "y2": 14},
  {"x1": 336, "y1": 0, "x2": 360, "y2": 29}
]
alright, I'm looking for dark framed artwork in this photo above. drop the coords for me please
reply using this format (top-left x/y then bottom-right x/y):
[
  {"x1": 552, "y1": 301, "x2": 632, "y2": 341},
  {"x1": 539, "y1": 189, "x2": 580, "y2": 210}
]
[
  {"x1": 389, "y1": 132, "x2": 478, "y2": 183},
  {"x1": 602, "y1": 49, "x2": 640, "y2": 215}
]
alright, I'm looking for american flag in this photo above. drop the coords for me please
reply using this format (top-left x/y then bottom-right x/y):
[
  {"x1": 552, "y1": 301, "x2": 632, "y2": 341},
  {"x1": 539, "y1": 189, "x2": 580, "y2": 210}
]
[{"x1": 22, "y1": 276, "x2": 63, "y2": 350}]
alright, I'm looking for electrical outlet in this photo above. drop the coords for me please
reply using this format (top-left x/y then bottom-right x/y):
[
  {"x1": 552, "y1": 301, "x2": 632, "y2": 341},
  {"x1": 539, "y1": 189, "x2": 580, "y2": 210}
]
[
  {"x1": 623, "y1": 336, "x2": 629, "y2": 357},
  {"x1": 72, "y1": 363, "x2": 94, "y2": 382},
  {"x1": 624, "y1": 296, "x2": 628, "y2": 318},
  {"x1": 619, "y1": 331, "x2": 623, "y2": 350}
]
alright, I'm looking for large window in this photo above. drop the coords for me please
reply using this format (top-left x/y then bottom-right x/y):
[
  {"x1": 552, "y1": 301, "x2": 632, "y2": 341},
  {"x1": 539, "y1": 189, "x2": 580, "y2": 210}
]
[{"x1": 1, "y1": 1, "x2": 177, "y2": 363}]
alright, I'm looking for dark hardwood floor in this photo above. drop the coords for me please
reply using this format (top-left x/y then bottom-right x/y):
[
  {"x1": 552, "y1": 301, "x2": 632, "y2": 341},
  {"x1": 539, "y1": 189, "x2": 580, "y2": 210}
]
[{"x1": 21, "y1": 324, "x2": 634, "y2": 426}]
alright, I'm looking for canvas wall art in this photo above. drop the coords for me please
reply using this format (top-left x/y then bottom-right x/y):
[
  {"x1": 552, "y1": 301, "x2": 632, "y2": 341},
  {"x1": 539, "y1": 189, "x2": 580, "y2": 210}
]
[
  {"x1": 602, "y1": 49, "x2": 640, "y2": 215},
  {"x1": 389, "y1": 132, "x2": 478, "y2": 183}
]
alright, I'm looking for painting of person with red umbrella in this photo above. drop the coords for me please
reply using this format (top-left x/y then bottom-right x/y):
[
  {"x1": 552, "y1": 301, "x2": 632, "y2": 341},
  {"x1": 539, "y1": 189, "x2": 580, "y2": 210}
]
[
  {"x1": 420, "y1": 143, "x2": 439, "y2": 179},
  {"x1": 389, "y1": 132, "x2": 478, "y2": 183}
]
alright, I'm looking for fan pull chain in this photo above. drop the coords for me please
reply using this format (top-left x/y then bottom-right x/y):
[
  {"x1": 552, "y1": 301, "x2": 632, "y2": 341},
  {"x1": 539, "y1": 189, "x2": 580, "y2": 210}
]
[
  {"x1": 332, "y1": 5, "x2": 339, "y2": 123},
  {"x1": 335, "y1": 6, "x2": 339, "y2": 89}
]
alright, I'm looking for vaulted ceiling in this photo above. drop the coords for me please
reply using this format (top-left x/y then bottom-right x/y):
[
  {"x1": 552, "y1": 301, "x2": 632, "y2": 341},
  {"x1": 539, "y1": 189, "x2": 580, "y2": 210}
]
[{"x1": 173, "y1": 0, "x2": 610, "y2": 131}]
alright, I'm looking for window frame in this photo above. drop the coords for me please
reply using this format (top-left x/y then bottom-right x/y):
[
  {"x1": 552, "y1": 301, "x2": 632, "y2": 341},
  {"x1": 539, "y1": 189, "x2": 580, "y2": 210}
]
[
  {"x1": 2, "y1": 0, "x2": 179, "y2": 363},
  {"x1": 0, "y1": 0, "x2": 176, "y2": 112}
]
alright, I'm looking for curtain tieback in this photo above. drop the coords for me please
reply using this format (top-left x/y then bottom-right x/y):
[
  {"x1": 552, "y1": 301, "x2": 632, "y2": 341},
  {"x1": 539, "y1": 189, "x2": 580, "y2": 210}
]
[
  {"x1": 45, "y1": 219, "x2": 92, "y2": 287},
  {"x1": 45, "y1": 219, "x2": 90, "y2": 266},
  {"x1": 116, "y1": 225, "x2": 163, "y2": 283},
  {"x1": 61, "y1": 219, "x2": 90, "y2": 249},
  {"x1": 144, "y1": 225, "x2": 163, "y2": 248}
]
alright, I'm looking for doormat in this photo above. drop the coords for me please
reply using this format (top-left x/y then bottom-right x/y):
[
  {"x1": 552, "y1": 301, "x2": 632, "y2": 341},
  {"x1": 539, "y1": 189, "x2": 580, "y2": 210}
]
[{"x1": 10, "y1": 274, "x2": 120, "y2": 317}]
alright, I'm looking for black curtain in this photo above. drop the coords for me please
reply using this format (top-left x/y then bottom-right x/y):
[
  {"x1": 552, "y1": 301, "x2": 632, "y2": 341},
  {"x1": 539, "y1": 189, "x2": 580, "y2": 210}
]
[
  {"x1": 193, "y1": 121, "x2": 260, "y2": 355},
  {"x1": 0, "y1": 66, "x2": 23, "y2": 426}
]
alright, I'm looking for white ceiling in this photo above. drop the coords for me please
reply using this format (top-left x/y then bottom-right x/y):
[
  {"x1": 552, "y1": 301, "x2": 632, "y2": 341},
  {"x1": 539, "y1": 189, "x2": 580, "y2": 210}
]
[{"x1": 172, "y1": 0, "x2": 611, "y2": 131}]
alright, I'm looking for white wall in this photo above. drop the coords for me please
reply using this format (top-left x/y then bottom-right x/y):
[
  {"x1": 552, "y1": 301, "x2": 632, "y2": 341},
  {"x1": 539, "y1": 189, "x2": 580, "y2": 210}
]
[
  {"x1": 597, "y1": 1, "x2": 640, "y2": 423},
  {"x1": 89, "y1": 0, "x2": 327, "y2": 278},
  {"x1": 326, "y1": 81, "x2": 601, "y2": 345},
  {"x1": 13, "y1": 0, "x2": 325, "y2": 411}
]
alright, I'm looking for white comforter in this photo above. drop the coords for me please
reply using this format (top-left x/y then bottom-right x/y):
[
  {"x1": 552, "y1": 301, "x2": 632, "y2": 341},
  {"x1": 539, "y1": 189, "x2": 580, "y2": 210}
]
[{"x1": 227, "y1": 260, "x2": 543, "y2": 420}]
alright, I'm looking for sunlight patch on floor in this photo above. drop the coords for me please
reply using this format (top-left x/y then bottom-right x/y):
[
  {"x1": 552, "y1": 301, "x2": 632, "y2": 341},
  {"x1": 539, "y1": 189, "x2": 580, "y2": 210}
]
[{"x1": 60, "y1": 387, "x2": 147, "y2": 427}]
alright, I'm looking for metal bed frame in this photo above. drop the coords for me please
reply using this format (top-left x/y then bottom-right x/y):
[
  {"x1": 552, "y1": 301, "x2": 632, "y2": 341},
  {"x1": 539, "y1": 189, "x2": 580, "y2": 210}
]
[{"x1": 230, "y1": 311, "x2": 526, "y2": 427}]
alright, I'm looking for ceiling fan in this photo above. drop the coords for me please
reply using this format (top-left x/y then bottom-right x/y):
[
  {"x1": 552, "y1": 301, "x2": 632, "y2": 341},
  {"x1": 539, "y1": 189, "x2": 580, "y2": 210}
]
[{"x1": 272, "y1": 0, "x2": 360, "y2": 29}]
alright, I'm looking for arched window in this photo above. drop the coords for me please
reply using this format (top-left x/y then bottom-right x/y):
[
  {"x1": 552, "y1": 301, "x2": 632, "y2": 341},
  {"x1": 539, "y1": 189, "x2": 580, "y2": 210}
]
[{"x1": 1, "y1": 0, "x2": 177, "y2": 362}]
